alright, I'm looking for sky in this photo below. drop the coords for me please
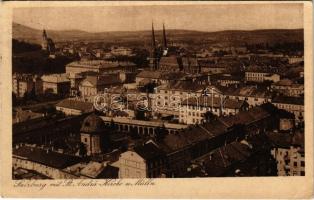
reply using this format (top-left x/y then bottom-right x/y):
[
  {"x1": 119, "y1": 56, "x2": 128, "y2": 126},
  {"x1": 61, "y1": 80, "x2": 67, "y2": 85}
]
[{"x1": 13, "y1": 4, "x2": 304, "y2": 32}]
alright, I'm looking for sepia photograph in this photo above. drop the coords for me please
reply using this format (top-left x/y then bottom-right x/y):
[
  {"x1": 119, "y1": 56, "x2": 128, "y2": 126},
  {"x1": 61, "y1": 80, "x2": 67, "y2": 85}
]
[{"x1": 0, "y1": 1, "x2": 313, "y2": 198}]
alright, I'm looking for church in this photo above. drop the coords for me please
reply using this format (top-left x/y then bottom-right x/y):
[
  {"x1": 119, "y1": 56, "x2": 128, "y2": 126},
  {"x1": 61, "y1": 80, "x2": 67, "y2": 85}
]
[
  {"x1": 41, "y1": 29, "x2": 56, "y2": 53},
  {"x1": 149, "y1": 23, "x2": 201, "y2": 74}
]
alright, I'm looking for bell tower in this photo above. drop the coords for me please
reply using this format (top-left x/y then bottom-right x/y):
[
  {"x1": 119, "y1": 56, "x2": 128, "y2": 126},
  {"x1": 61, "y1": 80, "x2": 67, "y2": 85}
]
[{"x1": 42, "y1": 29, "x2": 48, "y2": 50}]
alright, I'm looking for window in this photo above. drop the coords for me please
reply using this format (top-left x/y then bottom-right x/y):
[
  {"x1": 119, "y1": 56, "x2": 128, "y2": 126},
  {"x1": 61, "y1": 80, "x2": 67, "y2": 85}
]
[
  {"x1": 84, "y1": 138, "x2": 88, "y2": 142},
  {"x1": 301, "y1": 161, "x2": 305, "y2": 167},
  {"x1": 301, "y1": 171, "x2": 305, "y2": 176},
  {"x1": 294, "y1": 162, "x2": 298, "y2": 167}
]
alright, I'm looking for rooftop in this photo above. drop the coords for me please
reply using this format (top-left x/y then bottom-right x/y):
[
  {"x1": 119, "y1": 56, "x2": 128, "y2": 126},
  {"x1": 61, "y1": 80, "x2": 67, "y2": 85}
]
[
  {"x1": 272, "y1": 96, "x2": 304, "y2": 105},
  {"x1": 56, "y1": 99, "x2": 94, "y2": 112},
  {"x1": 13, "y1": 145, "x2": 82, "y2": 169},
  {"x1": 182, "y1": 96, "x2": 246, "y2": 109},
  {"x1": 41, "y1": 73, "x2": 70, "y2": 83},
  {"x1": 133, "y1": 142, "x2": 164, "y2": 160},
  {"x1": 67, "y1": 60, "x2": 135, "y2": 68}
]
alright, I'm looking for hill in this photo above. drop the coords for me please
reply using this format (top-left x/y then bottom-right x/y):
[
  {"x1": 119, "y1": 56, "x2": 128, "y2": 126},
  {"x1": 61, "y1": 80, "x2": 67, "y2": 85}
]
[{"x1": 13, "y1": 23, "x2": 303, "y2": 46}]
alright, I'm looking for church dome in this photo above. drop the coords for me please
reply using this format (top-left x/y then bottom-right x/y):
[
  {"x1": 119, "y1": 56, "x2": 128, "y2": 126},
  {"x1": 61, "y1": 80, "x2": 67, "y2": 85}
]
[{"x1": 80, "y1": 113, "x2": 105, "y2": 133}]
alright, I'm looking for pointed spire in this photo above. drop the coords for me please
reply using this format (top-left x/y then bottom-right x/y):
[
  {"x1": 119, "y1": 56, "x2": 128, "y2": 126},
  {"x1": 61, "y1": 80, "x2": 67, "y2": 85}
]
[
  {"x1": 162, "y1": 22, "x2": 167, "y2": 48},
  {"x1": 151, "y1": 21, "x2": 156, "y2": 49},
  {"x1": 43, "y1": 29, "x2": 47, "y2": 39},
  {"x1": 150, "y1": 21, "x2": 158, "y2": 70}
]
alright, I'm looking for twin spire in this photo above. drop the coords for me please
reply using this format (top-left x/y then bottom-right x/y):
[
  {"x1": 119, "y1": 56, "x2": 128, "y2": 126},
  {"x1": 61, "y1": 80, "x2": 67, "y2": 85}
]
[{"x1": 151, "y1": 22, "x2": 167, "y2": 50}]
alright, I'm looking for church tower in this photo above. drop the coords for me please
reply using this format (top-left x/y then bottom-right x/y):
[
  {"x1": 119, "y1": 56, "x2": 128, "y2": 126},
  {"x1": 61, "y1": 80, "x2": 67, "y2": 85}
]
[
  {"x1": 42, "y1": 29, "x2": 48, "y2": 50},
  {"x1": 149, "y1": 22, "x2": 158, "y2": 70},
  {"x1": 162, "y1": 23, "x2": 168, "y2": 56}
]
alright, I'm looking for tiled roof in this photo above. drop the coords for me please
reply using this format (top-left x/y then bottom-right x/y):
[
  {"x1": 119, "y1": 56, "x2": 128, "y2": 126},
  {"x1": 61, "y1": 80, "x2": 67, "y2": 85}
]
[
  {"x1": 218, "y1": 106, "x2": 270, "y2": 127},
  {"x1": 222, "y1": 85, "x2": 272, "y2": 98},
  {"x1": 13, "y1": 145, "x2": 82, "y2": 169},
  {"x1": 56, "y1": 99, "x2": 93, "y2": 112},
  {"x1": 203, "y1": 141, "x2": 252, "y2": 176},
  {"x1": 267, "y1": 131, "x2": 304, "y2": 148}
]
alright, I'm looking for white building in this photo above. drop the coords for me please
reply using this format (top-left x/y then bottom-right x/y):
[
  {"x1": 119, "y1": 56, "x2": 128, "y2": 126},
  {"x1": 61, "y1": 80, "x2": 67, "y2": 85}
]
[
  {"x1": 41, "y1": 73, "x2": 71, "y2": 95},
  {"x1": 13, "y1": 144, "x2": 82, "y2": 179},
  {"x1": 272, "y1": 96, "x2": 304, "y2": 122},
  {"x1": 245, "y1": 71, "x2": 280, "y2": 82},
  {"x1": 269, "y1": 132, "x2": 305, "y2": 176},
  {"x1": 179, "y1": 96, "x2": 248, "y2": 124},
  {"x1": 152, "y1": 82, "x2": 222, "y2": 118},
  {"x1": 118, "y1": 141, "x2": 164, "y2": 178}
]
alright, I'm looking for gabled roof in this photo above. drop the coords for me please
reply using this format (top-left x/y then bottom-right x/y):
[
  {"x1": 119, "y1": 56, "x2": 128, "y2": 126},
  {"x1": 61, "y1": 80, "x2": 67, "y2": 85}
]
[{"x1": 133, "y1": 142, "x2": 164, "y2": 160}]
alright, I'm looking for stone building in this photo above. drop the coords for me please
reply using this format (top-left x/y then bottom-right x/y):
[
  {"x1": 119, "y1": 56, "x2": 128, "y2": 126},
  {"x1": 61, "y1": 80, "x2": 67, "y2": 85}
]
[
  {"x1": 80, "y1": 114, "x2": 107, "y2": 156},
  {"x1": 118, "y1": 141, "x2": 165, "y2": 178}
]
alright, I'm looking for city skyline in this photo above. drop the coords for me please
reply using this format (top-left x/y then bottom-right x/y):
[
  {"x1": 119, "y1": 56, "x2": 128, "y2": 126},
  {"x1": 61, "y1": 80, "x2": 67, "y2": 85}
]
[{"x1": 13, "y1": 4, "x2": 303, "y2": 33}]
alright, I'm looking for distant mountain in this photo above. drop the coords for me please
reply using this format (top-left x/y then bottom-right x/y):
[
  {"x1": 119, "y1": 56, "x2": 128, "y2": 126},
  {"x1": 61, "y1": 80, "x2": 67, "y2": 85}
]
[{"x1": 13, "y1": 22, "x2": 303, "y2": 46}]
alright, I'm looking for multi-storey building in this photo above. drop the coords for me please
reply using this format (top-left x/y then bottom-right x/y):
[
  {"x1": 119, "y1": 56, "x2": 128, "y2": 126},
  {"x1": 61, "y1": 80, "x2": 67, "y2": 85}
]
[
  {"x1": 13, "y1": 144, "x2": 82, "y2": 179},
  {"x1": 152, "y1": 82, "x2": 222, "y2": 118},
  {"x1": 41, "y1": 74, "x2": 71, "y2": 96},
  {"x1": 271, "y1": 79, "x2": 304, "y2": 97},
  {"x1": 269, "y1": 132, "x2": 305, "y2": 176},
  {"x1": 272, "y1": 96, "x2": 304, "y2": 122},
  {"x1": 287, "y1": 56, "x2": 304, "y2": 64},
  {"x1": 66, "y1": 60, "x2": 136, "y2": 75},
  {"x1": 13, "y1": 74, "x2": 43, "y2": 98},
  {"x1": 222, "y1": 85, "x2": 272, "y2": 108},
  {"x1": 56, "y1": 99, "x2": 94, "y2": 116},
  {"x1": 245, "y1": 66, "x2": 280, "y2": 83},
  {"x1": 111, "y1": 46, "x2": 134, "y2": 56},
  {"x1": 78, "y1": 74, "x2": 121, "y2": 97},
  {"x1": 179, "y1": 96, "x2": 248, "y2": 124},
  {"x1": 118, "y1": 141, "x2": 165, "y2": 178}
]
